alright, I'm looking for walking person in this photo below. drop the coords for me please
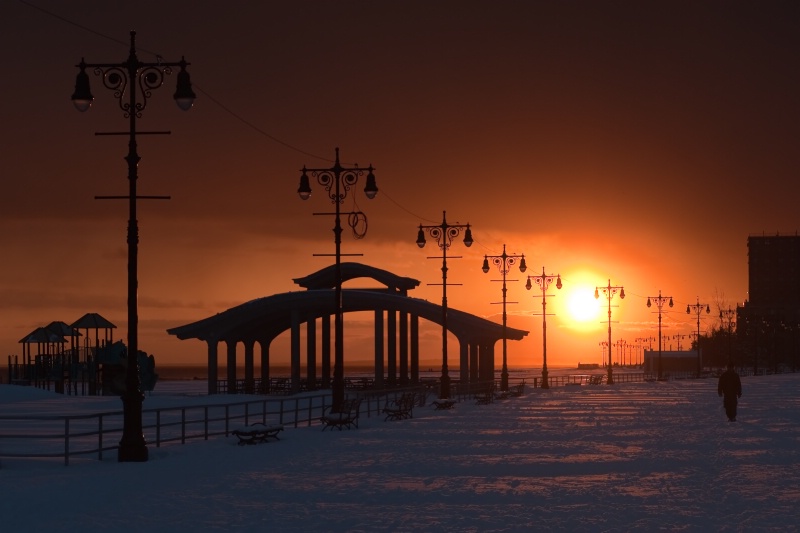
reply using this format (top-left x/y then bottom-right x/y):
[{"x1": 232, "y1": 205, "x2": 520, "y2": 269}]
[{"x1": 718, "y1": 364, "x2": 742, "y2": 422}]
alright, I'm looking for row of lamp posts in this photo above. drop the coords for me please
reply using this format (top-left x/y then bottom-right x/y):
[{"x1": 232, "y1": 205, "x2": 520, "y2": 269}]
[{"x1": 70, "y1": 32, "x2": 724, "y2": 463}]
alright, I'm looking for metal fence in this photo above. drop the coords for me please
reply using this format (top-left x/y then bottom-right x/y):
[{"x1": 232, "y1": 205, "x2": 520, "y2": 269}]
[
  {"x1": 3, "y1": 371, "x2": 712, "y2": 467},
  {"x1": 0, "y1": 386, "x2": 426, "y2": 466}
]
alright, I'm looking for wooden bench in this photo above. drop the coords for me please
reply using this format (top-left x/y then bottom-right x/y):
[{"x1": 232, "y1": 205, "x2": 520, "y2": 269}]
[
  {"x1": 383, "y1": 392, "x2": 417, "y2": 421},
  {"x1": 231, "y1": 423, "x2": 284, "y2": 445},
  {"x1": 320, "y1": 398, "x2": 363, "y2": 431},
  {"x1": 475, "y1": 383, "x2": 497, "y2": 405},
  {"x1": 508, "y1": 383, "x2": 525, "y2": 397},
  {"x1": 475, "y1": 392, "x2": 494, "y2": 405},
  {"x1": 588, "y1": 375, "x2": 604, "y2": 385}
]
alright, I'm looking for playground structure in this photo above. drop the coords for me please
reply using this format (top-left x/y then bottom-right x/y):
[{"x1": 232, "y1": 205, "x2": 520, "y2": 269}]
[{"x1": 7, "y1": 312, "x2": 158, "y2": 395}]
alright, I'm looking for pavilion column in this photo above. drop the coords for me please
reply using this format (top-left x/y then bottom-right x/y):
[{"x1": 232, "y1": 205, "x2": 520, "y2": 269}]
[
  {"x1": 399, "y1": 312, "x2": 409, "y2": 385},
  {"x1": 291, "y1": 308, "x2": 301, "y2": 394},
  {"x1": 206, "y1": 339, "x2": 218, "y2": 395},
  {"x1": 306, "y1": 316, "x2": 317, "y2": 390},
  {"x1": 480, "y1": 342, "x2": 496, "y2": 384},
  {"x1": 374, "y1": 309, "x2": 385, "y2": 387},
  {"x1": 410, "y1": 315, "x2": 419, "y2": 383},
  {"x1": 244, "y1": 339, "x2": 255, "y2": 394},
  {"x1": 226, "y1": 339, "x2": 237, "y2": 395},
  {"x1": 459, "y1": 338, "x2": 469, "y2": 385},
  {"x1": 321, "y1": 314, "x2": 331, "y2": 389},
  {"x1": 469, "y1": 342, "x2": 479, "y2": 384},
  {"x1": 259, "y1": 339, "x2": 270, "y2": 394},
  {"x1": 387, "y1": 311, "x2": 397, "y2": 386}
]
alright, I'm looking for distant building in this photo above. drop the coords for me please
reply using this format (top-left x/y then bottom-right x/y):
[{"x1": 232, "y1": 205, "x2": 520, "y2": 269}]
[
  {"x1": 743, "y1": 234, "x2": 800, "y2": 323},
  {"x1": 735, "y1": 234, "x2": 800, "y2": 371}
]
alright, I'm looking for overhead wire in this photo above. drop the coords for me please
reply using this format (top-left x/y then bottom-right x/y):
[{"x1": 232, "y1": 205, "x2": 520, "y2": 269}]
[{"x1": 21, "y1": 0, "x2": 591, "y2": 263}]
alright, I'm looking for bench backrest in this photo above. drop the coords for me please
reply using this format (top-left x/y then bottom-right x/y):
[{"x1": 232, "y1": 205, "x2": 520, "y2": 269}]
[{"x1": 346, "y1": 398, "x2": 363, "y2": 418}]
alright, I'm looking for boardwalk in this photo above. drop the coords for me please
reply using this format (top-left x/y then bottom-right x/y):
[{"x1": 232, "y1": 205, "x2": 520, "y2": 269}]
[{"x1": 1, "y1": 374, "x2": 799, "y2": 531}]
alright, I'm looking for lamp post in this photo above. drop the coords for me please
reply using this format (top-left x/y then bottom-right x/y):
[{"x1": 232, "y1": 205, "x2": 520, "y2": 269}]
[
  {"x1": 525, "y1": 267, "x2": 561, "y2": 389},
  {"x1": 298, "y1": 148, "x2": 377, "y2": 412},
  {"x1": 720, "y1": 306, "x2": 736, "y2": 367},
  {"x1": 595, "y1": 280, "x2": 625, "y2": 384},
  {"x1": 638, "y1": 336, "x2": 656, "y2": 368},
  {"x1": 646, "y1": 291, "x2": 674, "y2": 381},
  {"x1": 417, "y1": 211, "x2": 473, "y2": 399},
  {"x1": 482, "y1": 245, "x2": 527, "y2": 391},
  {"x1": 673, "y1": 334, "x2": 687, "y2": 351},
  {"x1": 71, "y1": 31, "x2": 195, "y2": 462},
  {"x1": 599, "y1": 341, "x2": 608, "y2": 366},
  {"x1": 615, "y1": 339, "x2": 627, "y2": 366},
  {"x1": 687, "y1": 298, "x2": 710, "y2": 377},
  {"x1": 637, "y1": 338, "x2": 646, "y2": 366}
]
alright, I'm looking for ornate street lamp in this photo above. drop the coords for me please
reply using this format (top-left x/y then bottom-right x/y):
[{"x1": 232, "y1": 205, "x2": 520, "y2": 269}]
[
  {"x1": 525, "y1": 267, "x2": 561, "y2": 389},
  {"x1": 646, "y1": 291, "x2": 674, "y2": 380},
  {"x1": 595, "y1": 280, "x2": 625, "y2": 384},
  {"x1": 482, "y1": 245, "x2": 526, "y2": 391},
  {"x1": 687, "y1": 298, "x2": 710, "y2": 377},
  {"x1": 599, "y1": 341, "x2": 609, "y2": 366},
  {"x1": 71, "y1": 31, "x2": 195, "y2": 462},
  {"x1": 298, "y1": 148, "x2": 377, "y2": 413},
  {"x1": 417, "y1": 211, "x2": 473, "y2": 399}
]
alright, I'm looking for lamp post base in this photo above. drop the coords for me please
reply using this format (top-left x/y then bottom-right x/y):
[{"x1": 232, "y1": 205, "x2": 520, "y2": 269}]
[
  {"x1": 500, "y1": 369, "x2": 508, "y2": 392},
  {"x1": 541, "y1": 367, "x2": 549, "y2": 389},
  {"x1": 439, "y1": 372, "x2": 451, "y2": 399},
  {"x1": 607, "y1": 367, "x2": 614, "y2": 385},
  {"x1": 331, "y1": 377, "x2": 345, "y2": 413},
  {"x1": 118, "y1": 392, "x2": 148, "y2": 462}
]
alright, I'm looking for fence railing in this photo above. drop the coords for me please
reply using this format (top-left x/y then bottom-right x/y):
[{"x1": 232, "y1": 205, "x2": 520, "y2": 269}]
[
  {"x1": 2, "y1": 372, "x2": 702, "y2": 467},
  {"x1": 0, "y1": 386, "x2": 426, "y2": 467}
]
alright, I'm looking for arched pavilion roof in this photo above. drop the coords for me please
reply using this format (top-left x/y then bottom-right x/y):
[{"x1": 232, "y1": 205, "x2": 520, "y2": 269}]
[
  {"x1": 293, "y1": 262, "x2": 420, "y2": 293},
  {"x1": 168, "y1": 263, "x2": 527, "y2": 346}
]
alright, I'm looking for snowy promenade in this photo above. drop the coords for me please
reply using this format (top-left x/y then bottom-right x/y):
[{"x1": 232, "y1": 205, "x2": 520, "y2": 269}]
[{"x1": 1, "y1": 374, "x2": 798, "y2": 532}]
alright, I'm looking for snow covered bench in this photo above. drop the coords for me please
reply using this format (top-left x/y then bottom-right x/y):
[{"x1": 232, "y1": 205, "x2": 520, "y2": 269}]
[
  {"x1": 231, "y1": 423, "x2": 284, "y2": 445},
  {"x1": 320, "y1": 398, "x2": 363, "y2": 431},
  {"x1": 432, "y1": 399, "x2": 456, "y2": 410},
  {"x1": 383, "y1": 392, "x2": 417, "y2": 421}
]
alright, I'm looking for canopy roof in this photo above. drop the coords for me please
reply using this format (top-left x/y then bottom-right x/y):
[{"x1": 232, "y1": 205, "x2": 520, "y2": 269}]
[
  {"x1": 45, "y1": 320, "x2": 81, "y2": 337},
  {"x1": 168, "y1": 263, "x2": 527, "y2": 346},
  {"x1": 71, "y1": 313, "x2": 116, "y2": 330},
  {"x1": 19, "y1": 326, "x2": 65, "y2": 344}
]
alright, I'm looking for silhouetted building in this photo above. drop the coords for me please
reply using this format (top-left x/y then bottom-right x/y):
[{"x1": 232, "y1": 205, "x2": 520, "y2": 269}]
[
  {"x1": 745, "y1": 234, "x2": 800, "y2": 319},
  {"x1": 740, "y1": 234, "x2": 800, "y2": 372}
]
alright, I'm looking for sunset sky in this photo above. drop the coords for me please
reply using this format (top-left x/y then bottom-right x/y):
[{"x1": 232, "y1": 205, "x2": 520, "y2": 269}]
[{"x1": 2, "y1": 1, "x2": 799, "y2": 371}]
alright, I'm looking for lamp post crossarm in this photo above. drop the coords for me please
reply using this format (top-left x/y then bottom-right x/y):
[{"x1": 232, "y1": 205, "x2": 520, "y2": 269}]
[
  {"x1": 78, "y1": 58, "x2": 190, "y2": 118},
  {"x1": 420, "y1": 224, "x2": 471, "y2": 251},
  {"x1": 304, "y1": 167, "x2": 367, "y2": 205},
  {"x1": 483, "y1": 245, "x2": 526, "y2": 276}
]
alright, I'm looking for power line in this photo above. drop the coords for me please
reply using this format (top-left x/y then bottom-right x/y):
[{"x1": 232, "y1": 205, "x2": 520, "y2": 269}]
[{"x1": 19, "y1": 0, "x2": 486, "y2": 233}]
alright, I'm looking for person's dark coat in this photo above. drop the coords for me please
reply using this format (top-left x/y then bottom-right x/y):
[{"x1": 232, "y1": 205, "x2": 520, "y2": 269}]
[
  {"x1": 718, "y1": 368, "x2": 742, "y2": 421},
  {"x1": 718, "y1": 369, "x2": 742, "y2": 399}
]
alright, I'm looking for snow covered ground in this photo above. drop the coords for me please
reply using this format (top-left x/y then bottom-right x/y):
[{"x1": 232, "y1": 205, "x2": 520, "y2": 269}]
[{"x1": 1, "y1": 374, "x2": 798, "y2": 532}]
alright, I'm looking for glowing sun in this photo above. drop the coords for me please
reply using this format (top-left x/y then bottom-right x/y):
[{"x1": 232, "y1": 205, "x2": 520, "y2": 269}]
[{"x1": 567, "y1": 290, "x2": 601, "y2": 322}]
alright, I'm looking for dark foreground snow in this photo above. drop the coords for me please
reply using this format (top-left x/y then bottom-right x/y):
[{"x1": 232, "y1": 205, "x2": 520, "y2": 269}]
[{"x1": 1, "y1": 374, "x2": 798, "y2": 532}]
